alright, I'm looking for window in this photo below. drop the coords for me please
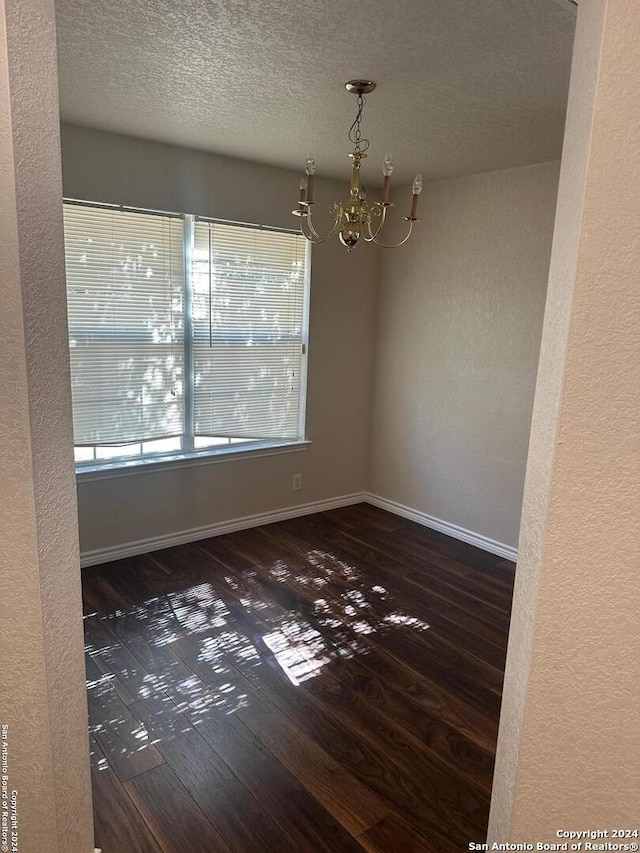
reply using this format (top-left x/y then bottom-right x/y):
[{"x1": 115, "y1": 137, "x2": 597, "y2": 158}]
[{"x1": 63, "y1": 202, "x2": 309, "y2": 471}]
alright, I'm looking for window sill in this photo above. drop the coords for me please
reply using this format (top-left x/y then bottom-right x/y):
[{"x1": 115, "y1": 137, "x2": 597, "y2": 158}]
[{"x1": 75, "y1": 439, "x2": 311, "y2": 482}]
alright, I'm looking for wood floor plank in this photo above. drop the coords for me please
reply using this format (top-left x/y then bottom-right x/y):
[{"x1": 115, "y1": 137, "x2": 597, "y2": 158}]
[
  {"x1": 83, "y1": 571, "x2": 130, "y2": 617},
  {"x1": 436, "y1": 603, "x2": 509, "y2": 654},
  {"x1": 84, "y1": 611, "x2": 121, "y2": 653},
  {"x1": 91, "y1": 640, "x2": 158, "y2": 705},
  {"x1": 318, "y1": 503, "x2": 511, "y2": 576},
  {"x1": 258, "y1": 520, "x2": 511, "y2": 663},
  {"x1": 402, "y1": 678, "x2": 500, "y2": 753},
  {"x1": 351, "y1": 641, "x2": 499, "y2": 750},
  {"x1": 125, "y1": 764, "x2": 232, "y2": 853},
  {"x1": 299, "y1": 666, "x2": 491, "y2": 833},
  {"x1": 221, "y1": 544, "x2": 504, "y2": 706},
  {"x1": 279, "y1": 530, "x2": 509, "y2": 674},
  {"x1": 276, "y1": 512, "x2": 515, "y2": 611},
  {"x1": 369, "y1": 622, "x2": 503, "y2": 694},
  {"x1": 190, "y1": 703, "x2": 370, "y2": 853},
  {"x1": 325, "y1": 657, "x2": 497, "y2": 793},
  {"x1": 83, "y1": 503, "x2": 513, "y2": 853},
  {"x1": 169, "y1": 627, "x2": 392, "y2": 837},
  {"x1": 130, "y1": 695, "x2": 300, "y2": 853},
  {"x1": 203, "y1": 535, "x2": 467, "y2": 700},
  {"x1": 107, "y1": 582, "x2": 376, "y2": 851},
  {"x1": 87, "y1": 676, "x2": 165, "y2": 782},
  {"x1": 90, "y1": 737, "x2": 164, "y2": 853},
  {"x1": 269, "y1": 516, "x2": 512, "y2": 630},
  {"x1": 359, "y1": 812, "x2": 442, "y2": 852},
  {"x1": 233, "y1": 674, "x2": 392, "y2": 837},
  {"x1": 93, "y1": 555, "x2": 169, "y2": 609},
  {"x1": 181, "y1": 548, "x2": 500, "y2": 786},
  {"x1": 154, "y1": 536, "x2": 496, "y2": 840},
  {"x1": 205, "y1": 524, "x2": 507, "y2": 687},
  {"x1": 124, "y1": 634, "x2": 229, "y2": 721},
  {"x1": 242, "y1": 656, "x2": 467, "y2": 851},
  {"x1": 336, "y1": 506, "x2": 515, "y2": 588},
  {"x1": 152, "y1": 537, "x2": 492, "y2": 824}
]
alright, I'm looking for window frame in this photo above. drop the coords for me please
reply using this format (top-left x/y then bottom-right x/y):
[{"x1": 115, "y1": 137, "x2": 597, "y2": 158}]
[{"x1": 65, "y1": 200, "x2": 312, "y2": 478}]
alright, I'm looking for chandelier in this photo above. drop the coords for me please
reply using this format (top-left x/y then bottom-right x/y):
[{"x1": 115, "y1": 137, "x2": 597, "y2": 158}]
[{"x1": 293, "y1": 80, "x2": 422, "y2": 251}]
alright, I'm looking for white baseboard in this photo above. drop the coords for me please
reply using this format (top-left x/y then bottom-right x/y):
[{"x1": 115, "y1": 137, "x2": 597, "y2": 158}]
[
  {"x1": 80, "y1": 489, "x2": 517, "y2": 568},
  {"x1": 80, "y1": 492, "x2": 367, "y2": 567},
  {"x1": 364, "y1": 493, "x2": 518, "y2": 562}
]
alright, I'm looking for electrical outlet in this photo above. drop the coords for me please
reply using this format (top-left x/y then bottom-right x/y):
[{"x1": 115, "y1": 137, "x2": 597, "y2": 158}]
[{"x1": 292, "y1": 473, "x2": 302, "y2": 491}]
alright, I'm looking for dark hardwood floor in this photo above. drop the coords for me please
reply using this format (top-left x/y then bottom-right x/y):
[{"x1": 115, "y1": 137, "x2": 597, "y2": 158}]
[{"x1": 82, "y1": 503, "x2": 515, "y2": 852}]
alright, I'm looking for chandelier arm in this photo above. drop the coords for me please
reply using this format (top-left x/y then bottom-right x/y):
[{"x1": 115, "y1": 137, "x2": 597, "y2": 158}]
[
  {"x1": 300, "y1": 216, "x2": 331, "y2": 244},
  {"x1": 300, "y1": 206, "x2": 343, "y2": 244},
  {"x1": 362, "y1": 203, "x2": 388, "y2": 242},
  {"x1": 305, "y1": 203, "x2": 344, "y2": 242},
  {"x1": 305, "y1": 209, "x2": 330, "y2": 242},
  {"x1": 372, "y1": 218, "x2": 416, "y2": 249}
]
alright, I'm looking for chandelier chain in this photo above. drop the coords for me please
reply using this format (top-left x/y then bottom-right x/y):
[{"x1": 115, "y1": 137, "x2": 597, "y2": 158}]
[{"x1": 348, "y1": 93, "x2": 370, "y2": 154}]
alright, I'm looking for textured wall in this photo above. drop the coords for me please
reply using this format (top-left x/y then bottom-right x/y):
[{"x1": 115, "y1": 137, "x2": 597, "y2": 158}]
[
  {"x1": 490, "y1": 0, "x2": 640, "y2": 839},
  {"x1": 61, "y1": 125, "x2": 378, "y2": 554},
  {"x1": 0, "y1": 2, "x2": 94, "y2": 851},
  {"x1": 368, "y1": 161, "x2": 560, "y2": 549}
]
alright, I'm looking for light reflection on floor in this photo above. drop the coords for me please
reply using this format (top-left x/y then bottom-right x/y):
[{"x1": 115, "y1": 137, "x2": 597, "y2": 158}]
[{"x1": 85, "y1": 546, "x2": 430, "y2": 769}]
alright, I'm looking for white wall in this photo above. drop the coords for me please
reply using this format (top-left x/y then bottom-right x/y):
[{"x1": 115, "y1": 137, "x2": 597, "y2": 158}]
[
  {"x1": 368, "y1": 161, "x2": 560, "y2": 550},
  {"x1": 0, "y1": 5, "x2": 93, "y2": 851},
  {"x1": 60, "y1": 125, "x2": 379, "y2": 556},
  {"x1": 61, "y1": 127, "x2": 561, "y2": 560},
  {"x1": 491, "y1": 0, "x2": 640, "y2": 838}
]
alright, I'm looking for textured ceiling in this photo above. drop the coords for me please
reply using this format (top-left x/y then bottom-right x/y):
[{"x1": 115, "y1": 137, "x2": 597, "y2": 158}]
[{"x1": 55, "y1": 0, "x2": 576, "y2": 185}]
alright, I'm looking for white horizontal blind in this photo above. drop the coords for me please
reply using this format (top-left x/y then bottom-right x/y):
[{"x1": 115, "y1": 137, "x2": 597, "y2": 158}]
[
  {"x1": 63, "y1": 203, "x2": 185, "y2": 446},
  {"x1": 192, "y1": 221, "x2": 306, "y2": 440}
]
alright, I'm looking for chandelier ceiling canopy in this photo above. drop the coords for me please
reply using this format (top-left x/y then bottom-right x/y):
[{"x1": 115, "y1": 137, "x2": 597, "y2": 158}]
[{"x1": 293, "y1": 80, "x2": 422, "y2": 251}]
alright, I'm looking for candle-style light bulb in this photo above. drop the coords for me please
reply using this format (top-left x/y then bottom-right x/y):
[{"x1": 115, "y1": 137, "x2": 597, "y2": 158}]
[
  {"x1": 305, "y1": 157, "x2": 316, "y2": 204},
  {"x1": 382, "y1": 153, "x2": 393, "y2": 204},
  {"x1": 410, "y1": 173, "x2": 423, "y2": 219}
]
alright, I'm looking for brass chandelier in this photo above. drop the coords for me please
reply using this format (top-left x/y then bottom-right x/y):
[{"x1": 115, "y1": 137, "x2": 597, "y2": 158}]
[{"x1": 293, "y1": 80, "x2": 422, "y2": 251}]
